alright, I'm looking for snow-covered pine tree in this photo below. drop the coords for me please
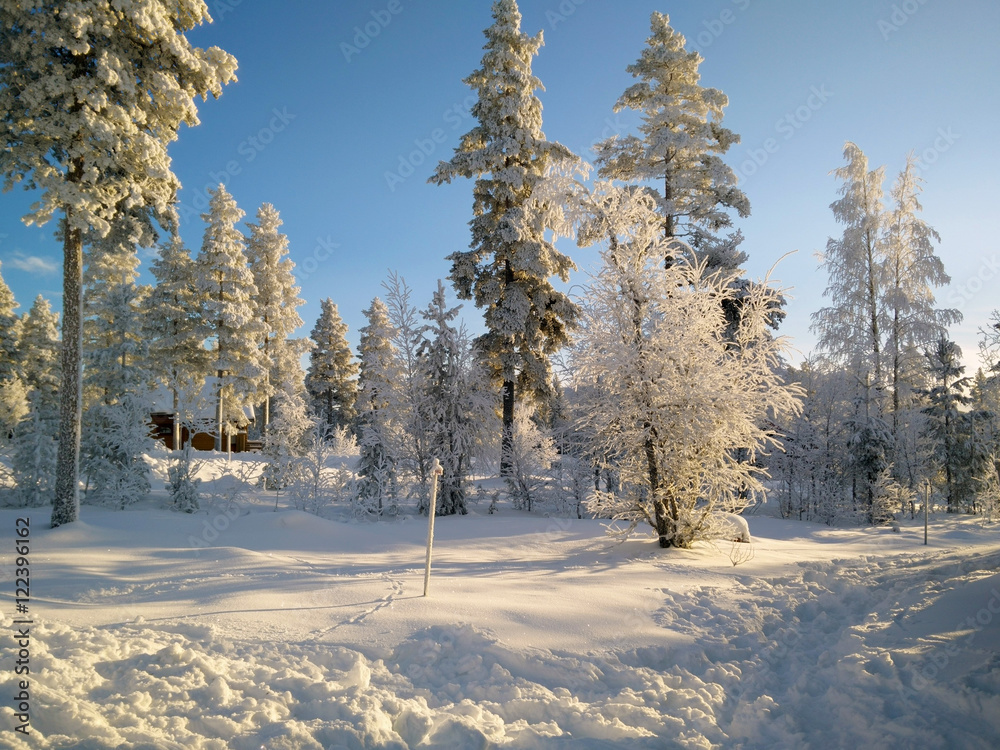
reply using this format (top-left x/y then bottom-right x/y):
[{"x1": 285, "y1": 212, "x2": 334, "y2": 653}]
[
  {"x1": 812, "y1": 143, "x2": 888, "y2": 387},
  {"x1": 573, "y1": 184, "x2": 801, "y2": 548},
  {"x1": 11, "y1": 295, "x2": 62, "y2": 506},
  {"x1": 846, "y1": 376, "x2": 895, "y2": 525},
  {"x1": 0, "y1": 0, "x2": 237, "y2": 527},
  {"x1": 417, "y1": 282, "x2": 497, "y2": 516},
  {"x1": 382, "y1": 272, "x2": 432, "y2": 494},
  {"x1": 195, "y1": 185, "x2": 266, "y2": 451},
  {"x1": 260, "y1": 364, "x2": 311, "y2": 492},
  {"x1": 17, "y1": 296, "x2": 62, "y2": 421},
  {"x1": 429, "y1": 0, "x2": 580, "y2": 474},
  {"x1": 922, "y1": 337, "x2": 973, "y2": 513},
  {"x1": 0, "y1": 263, "x2": 28, "y2": 438},
  {"x1": 305, "y1": 299, "x2": 358, "y2": 435},
  {"x1": 594, "y1": 12, "x2": 750, "y2": 272},
  {"x1": 147, "y1": 234, "x2": 210, "y2": 449},
  {"x1": 505, "y1": 403, "x2": 558, "y2": 512},
  {"x1": 355, "y1": 297, "x2": 402, "y2": 517},
  {"x1": 246, "y1": 203, "x2": 307, "y2": 430}
]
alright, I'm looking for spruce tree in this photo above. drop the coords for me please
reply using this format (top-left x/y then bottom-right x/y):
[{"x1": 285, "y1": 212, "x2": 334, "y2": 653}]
[
  {"x1": 195, "y1": 185, "x2": 266, "y2": 451},
  {"x1": 594, "y1": 12, "x2": 749, "y2": 271},
  {"x1": 246, "y1": 203, "x2": 306, "y2": 430},
  {"x1": 305, "y1": 299, "x2": 358, "y2": 435},
  {"x1": 355, "y1": 297, "x2": 402, "y2": 516},
  {"x1": 18, "y1": 296, "x2": 62, "y2": 420},
  {"x1": 0, "y1": 0, "x2": 237, "y2": 526},
  {"x1": 147, "y1": 234, "x2": 209, "y2": 449},
  {"x1": 429, "y1": 0, "x2": 579, "y2": 473},
  {"x1": 0, "y1": 263, "x2": 27, "y2": 437},
  {"x1": 923, "y1": 337, "x2": 972, "y2": 513}
]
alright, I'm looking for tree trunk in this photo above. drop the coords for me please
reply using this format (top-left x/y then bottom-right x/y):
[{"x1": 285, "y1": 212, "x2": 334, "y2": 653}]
[
  {"x1": 216, "y1": 368, "x2": 224, "y2": 452},
  {"x1": 51, "y1": 194, "x2": 84, "y2": 528},
  {"x1": 500, "y1": 258, "x2": 516, "y2": 477}
]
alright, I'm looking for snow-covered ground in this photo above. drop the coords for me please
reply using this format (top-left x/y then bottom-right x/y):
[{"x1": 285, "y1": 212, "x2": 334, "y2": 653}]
[{"x1": 2, "y1": 458, "x2": 999, "y2": 748}]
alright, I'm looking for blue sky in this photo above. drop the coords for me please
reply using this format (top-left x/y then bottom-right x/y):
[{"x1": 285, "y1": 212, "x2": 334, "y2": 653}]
[{"x1": 1, "y1": 0, "x2": 997, "y2": 369}]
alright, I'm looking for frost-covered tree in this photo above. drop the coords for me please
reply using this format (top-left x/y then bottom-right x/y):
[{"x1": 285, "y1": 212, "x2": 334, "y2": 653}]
[
  {"x1": 246, "y1": 203, "x2": 306, "y2": 429},
  {"x1": 260, "y1": 367, "x2": 311, "y2": 492},
  {"x1": 382, "y1": 272, "x2": 433, "y2": 493},
  {"x1": 195, "y1": 185, "x2": 266, "y2": 451},
  {"x1": 846, "y1": 378, "x2": 895, "y2": 525},
  {"x1": 355, "y1": 297, "x2": 402, "y2": 516},
  {"x1": 573, "y1": 185, "x2": 801, "y2": 548},
  {"x1": 506, "y1": 403, "x2": 558, "y2": 512},
  {"x1": 812, "y1": 143, "x2": 887, "y2": 386},
  {"x1": 305, "y1": 299, "x2": 358, "y2": 435},
  {"x1": 0, "y1": 264, "x2": 27, "y2": 438},
  {"x1": 18, "y1": 295, "x2": 62, "y2": 420},
  {"x1": 922, "y1": 337, "x2": 972, "y2": 513},
  {"x1": 146, "y1": 234, "x2": 209, "y2": 449},
  {"x1": 10, "y1": 408, "x2": 58, "y2": 507},
  {"x1": 429, "y1": 0, "x2": 580, "y2": 473},
  {"x1": 417, "y1": 282, "x2": 497, "y2": 516},
  {"x1": 594, "y1": 12, "x2": 749, "y2": 271},
  {"x1": 0, "y1": 0, "x2": 237, "y2": 526}
]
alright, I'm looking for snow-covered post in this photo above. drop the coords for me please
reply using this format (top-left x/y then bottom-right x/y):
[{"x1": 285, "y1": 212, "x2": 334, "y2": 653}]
[{"x1": 423, "y1": 458, "x2": 444, "y2": 597}]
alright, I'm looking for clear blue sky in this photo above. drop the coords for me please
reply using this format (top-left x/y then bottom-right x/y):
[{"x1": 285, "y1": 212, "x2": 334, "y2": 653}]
[{"x1": 1, "y1": 0, "x2": 997, "y2": 369}]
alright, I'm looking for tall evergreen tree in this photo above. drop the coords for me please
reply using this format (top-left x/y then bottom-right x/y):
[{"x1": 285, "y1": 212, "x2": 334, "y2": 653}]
[
  {"x1": 147, "y1": 234, "x2": 209, "y2": 449},
  {"x1": 429, "y1": 0, "x2": 580, "y2": 473},
  {"x1": 305, "y1": 299, "x2": 358, "y2": 434},
  {"x1": 195, "y1": 185, "x2": 266, "y2": 451},
  {"x1": 594, "y1": 12, "x2": 749, "y2": 271},
  {"x1": 0, "y1": 0, "x2": 237, "y2": 526},
  {"x1": 18, "y1": 295, "x2": 62, "y2": 420},
  {"x1": 922, "y1": 337, "x2": 972, "y2": 513},
  {"x1": 0, "y1": 263, "x2": 28, "y2": 437},
  {"x1": 417, "y1": 282, "x2": 496, "y2": 516},
  {"x1": 355, "y1": 297, "x2": 402, "y2": 515},
  {"x1": 246, "y1": 203, "x2": 306, "y2": 429}
]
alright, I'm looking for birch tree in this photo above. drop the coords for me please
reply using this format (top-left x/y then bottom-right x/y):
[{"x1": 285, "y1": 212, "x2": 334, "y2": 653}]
[
  {"x1": 0, "y1": 0, "x2": 236, "y2": 526},
  {"x1": 572, "y1": 184, "x2": 800, "y2": 548},
  {"x1": 429, "y1": 0, "x2": 579, "y2": 473}
]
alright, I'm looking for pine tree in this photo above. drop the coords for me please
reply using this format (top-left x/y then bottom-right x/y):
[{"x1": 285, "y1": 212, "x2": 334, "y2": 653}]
[
  {"x1": 594, "y1": 12, "x2": 749, "y2": 271},
  {"x1": 305, "y1": 299, "x2": 358, "y2": 435},
  {"x1": 922, "y1": 337, "x2": 972, "y2": 513},
  {"x1": 573, "y1": 184, "x2": 801, "y2": 548},
  {"x1": 260, "y1": 366, "x2": 311, "y2": 492},
  {"x1": 0, "y1": 0, "x2": 237, "y2": 527},
  {"x1": 195, "y1": 185, "x2": 266, "y2": 451},
  {"x1": 417, "y1": 282, "x2": 496, "y2": 516},
  {"x1": 0, "y1": 263, "x2": 27, "y2": 438},
  {"x1": 246, "y1": 203, "x2": 306, "y2": 430},
  {"x1": 18, "y1": 296, "x2": 62, "y2": 421},
  {"x1": 147, "y1": 234, "x2": 209, "y2": 449},
  {"x1": 355, "y1": 297, "x2": 402, "y2": 516},
  {"x1": 429, "y1": 0, "x2": 580, "y2": 473}
]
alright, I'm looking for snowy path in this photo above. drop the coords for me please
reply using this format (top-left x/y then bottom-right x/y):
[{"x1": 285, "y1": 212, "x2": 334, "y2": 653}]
[{"x1": 1, "y1": 507, "x2": 998, "y2": 748}]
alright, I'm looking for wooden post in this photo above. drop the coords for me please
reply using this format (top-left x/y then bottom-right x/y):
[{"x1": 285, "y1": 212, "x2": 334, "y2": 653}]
[
  {"x1": 423, "y1": 458, "x2": 444, "y2": 597},
  {"x1": 924, "y1": 480, "x2": 929, "y2": 546}
]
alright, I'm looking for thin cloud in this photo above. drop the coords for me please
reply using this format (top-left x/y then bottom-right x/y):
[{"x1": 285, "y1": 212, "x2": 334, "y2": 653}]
[{"x1": 7, "y1": 252, "x2": 59, "y2": 275}]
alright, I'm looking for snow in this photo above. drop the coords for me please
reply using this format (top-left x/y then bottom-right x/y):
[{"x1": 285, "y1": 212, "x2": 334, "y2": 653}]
[{"x1": 2, "y1": 461, "x2": 999, "y2": 748}]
